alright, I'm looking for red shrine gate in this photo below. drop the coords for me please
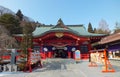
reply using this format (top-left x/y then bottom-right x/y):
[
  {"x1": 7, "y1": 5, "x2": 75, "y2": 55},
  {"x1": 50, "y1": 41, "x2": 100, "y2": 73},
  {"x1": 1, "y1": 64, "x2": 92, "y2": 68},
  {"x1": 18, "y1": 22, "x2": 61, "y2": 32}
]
[{"x1": 33, "y1": 32, "x2": 91, "y2": 59}]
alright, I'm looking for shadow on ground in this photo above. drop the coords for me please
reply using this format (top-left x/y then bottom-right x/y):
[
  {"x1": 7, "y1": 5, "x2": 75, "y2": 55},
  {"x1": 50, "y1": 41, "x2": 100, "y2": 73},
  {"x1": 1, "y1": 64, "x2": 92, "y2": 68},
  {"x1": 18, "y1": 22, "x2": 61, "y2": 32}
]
[{"x1": 33, "y1": 59, "x2": 76, "y2": 72}]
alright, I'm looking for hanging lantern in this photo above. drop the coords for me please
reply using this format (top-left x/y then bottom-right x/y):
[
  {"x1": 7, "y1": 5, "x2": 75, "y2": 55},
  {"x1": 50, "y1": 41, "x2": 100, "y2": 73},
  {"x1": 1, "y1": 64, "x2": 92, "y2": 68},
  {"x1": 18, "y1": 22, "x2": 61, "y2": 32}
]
[
  {"x1": 43, "y1": 47, "x2": 48, "y2": 52},
  {"x1": 52, "y1": 47, "x2": 56, "y2": 50},
  {"x1": 116, "y1": 50, "x2": 119, "y2": 53},
  {"x1": 64, "y1": 47, "x2": 67, "y2": 50},
  {"x1": 72, "y1": 47, "x2": 76, "y2": 52}
]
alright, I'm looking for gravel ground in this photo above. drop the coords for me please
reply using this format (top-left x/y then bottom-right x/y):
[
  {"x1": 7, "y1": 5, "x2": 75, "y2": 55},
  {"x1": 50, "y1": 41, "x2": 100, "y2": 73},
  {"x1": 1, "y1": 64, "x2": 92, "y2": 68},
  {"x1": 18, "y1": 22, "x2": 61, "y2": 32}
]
[{"x1": 0, "y1": 58, "x2": 120, "y2": 77}]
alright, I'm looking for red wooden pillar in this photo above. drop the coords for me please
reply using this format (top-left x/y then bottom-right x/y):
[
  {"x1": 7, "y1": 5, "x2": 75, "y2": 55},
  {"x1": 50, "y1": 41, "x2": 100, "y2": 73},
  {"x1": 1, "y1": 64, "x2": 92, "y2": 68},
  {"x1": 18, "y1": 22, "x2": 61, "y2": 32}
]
[
  {"x1": 88, "y1": 43, "x2": 92, "y2": 59},
  {"x1": 88, "y1": 43, "x2": 91, "y2": 51},
  {"x1": 40, "y1": 44, "x2": 46, "y2": 59},
  {"x1": 27, "y1": 48, "x2": 32, "y2": 72},
  {"x1": 51, "y1": 51, "x2": 53, "y2": 58},
  {"x1": 48, "y1": 51, "x2": 52, "y2": 58},
  {"x1": 45, "y1": 51, "x2": 47, "y2": 59},
  {"x1": 40, "y1": 39, "x2": 47, "y2": 59},
  {"x1": 68, "y1": 52, "x2": 71, "y2": 58},
  {"x1": 73, "y1": 52, "x2": 75, "y2": 59},
  {"x1": 42, "y1": 52, "x2": 46, "y2": 59}
]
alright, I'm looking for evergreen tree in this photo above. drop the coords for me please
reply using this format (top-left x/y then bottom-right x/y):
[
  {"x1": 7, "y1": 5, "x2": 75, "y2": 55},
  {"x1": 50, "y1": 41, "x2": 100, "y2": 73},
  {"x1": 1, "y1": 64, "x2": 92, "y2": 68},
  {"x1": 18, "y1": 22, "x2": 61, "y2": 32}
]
[
  {"x1": 88, "y1": 22, "x2": 94, "y2": 33},
  {"x1": 16, "y1": 9, "x2": 23, "y2": 21},
  {"x1": 20, "y1": 21, "x2": 33, "y2": 58},
  {"x1": 0, "y1": 13, "x2": 22, "y2": 34}
]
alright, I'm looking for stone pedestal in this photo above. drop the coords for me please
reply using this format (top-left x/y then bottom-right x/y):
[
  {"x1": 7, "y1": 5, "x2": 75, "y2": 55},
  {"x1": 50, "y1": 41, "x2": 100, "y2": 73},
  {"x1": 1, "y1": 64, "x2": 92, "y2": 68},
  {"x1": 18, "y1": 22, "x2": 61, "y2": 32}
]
[
  {"x1": 3, "y1": 65, "x2": 7, "y2": 72},
  {"x1": 0, "y1": 65, "x2": 2, "y2": 72},
  {"x1": 12, "y1": 64, "x2": 17, "y2": 72},
  {"x1": 7, "y1": 64, "x2": 12, "y2": 72}
]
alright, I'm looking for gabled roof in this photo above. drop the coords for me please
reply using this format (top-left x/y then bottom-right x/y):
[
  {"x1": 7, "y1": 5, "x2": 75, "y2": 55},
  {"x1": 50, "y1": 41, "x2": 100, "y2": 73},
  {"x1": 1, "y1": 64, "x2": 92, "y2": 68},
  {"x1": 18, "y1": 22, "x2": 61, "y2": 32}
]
[
  {"x1": 99, "y1": 32, "x2": 120, "y2": 44},
  {"x1": 32, "y1": 19, "x2": 106, "y2": 38}
]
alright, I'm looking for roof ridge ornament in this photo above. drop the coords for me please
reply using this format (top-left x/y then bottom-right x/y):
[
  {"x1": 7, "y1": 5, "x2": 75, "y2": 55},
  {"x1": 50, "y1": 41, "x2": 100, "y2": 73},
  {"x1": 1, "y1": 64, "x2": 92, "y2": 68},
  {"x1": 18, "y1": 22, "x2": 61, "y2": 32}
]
[
  {"x1": 57, "y1": 18, "x2": 64, "y2": 25},
  {"x1": 52, "y1": 18, "x2": 69, "y2": 29}
]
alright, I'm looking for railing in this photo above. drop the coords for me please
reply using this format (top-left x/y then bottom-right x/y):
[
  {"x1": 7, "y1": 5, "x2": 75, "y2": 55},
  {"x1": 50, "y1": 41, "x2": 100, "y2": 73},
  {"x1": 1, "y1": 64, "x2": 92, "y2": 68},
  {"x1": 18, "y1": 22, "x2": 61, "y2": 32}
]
[{"x1": 81, "y1": 54, "x2": 89, "y2": 59}]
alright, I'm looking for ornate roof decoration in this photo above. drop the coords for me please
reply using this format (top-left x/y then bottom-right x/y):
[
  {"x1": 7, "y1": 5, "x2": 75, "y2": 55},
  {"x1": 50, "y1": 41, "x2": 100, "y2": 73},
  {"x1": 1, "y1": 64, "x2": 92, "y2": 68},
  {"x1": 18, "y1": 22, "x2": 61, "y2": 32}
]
[{"x1": 52, "y1": 18, "x2": 69, "y2": 29}]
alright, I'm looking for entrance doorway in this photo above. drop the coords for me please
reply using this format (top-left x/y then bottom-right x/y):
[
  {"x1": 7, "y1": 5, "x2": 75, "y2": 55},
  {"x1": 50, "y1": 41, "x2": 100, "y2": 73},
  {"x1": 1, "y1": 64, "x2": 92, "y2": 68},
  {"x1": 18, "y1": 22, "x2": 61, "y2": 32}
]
[{"x1": 54, "y1": 49, "x2": 67, "y2": 58}]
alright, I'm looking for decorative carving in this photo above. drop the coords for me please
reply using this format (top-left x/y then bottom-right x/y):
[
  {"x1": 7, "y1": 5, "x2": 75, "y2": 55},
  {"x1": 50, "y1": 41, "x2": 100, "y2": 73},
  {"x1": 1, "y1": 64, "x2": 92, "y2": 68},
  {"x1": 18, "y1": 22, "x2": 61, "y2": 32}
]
[
  {"x1": 55, "y1": 32, "x2": 64, "y2": 38},
  {"x1": 64, "y1": 47, "x2": 67, "y2": 50}
]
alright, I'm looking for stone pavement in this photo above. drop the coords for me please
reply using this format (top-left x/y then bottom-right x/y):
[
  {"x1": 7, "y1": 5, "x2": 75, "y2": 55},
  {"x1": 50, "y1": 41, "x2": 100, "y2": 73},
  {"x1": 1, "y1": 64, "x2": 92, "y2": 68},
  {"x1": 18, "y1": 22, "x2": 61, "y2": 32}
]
[
  {"x1": 0, "y1": 58, "x2": 120, "y2": 77},
  {"x1": 110, "y1": 59, "x2": 120, "y2": 67}
]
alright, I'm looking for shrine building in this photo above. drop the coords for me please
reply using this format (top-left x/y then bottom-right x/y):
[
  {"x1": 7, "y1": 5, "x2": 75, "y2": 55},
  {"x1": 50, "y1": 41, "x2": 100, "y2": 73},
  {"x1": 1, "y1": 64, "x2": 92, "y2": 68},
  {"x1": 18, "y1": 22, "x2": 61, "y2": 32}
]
[
  {"x1": 94, "y1": 32, "x2": 120, "y2": 59},
  {"x1": 15, "y1": 19, "x2": 106, "y2": 59}
]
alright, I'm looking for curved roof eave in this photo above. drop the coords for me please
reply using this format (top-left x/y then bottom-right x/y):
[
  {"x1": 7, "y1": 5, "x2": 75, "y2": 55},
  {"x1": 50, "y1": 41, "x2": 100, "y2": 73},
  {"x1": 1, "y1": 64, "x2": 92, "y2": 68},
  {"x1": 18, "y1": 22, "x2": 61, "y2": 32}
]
[
  {"x1": 33, "y1": 28, "x2": 81, "y2": 38},
  {"x1": 14, "y1": 26, "x2": 106, "y2": 38},
  {"x1": 33, "y1": 27, "x2": 106, "y2": 38},
  {"x1": 69, "y1": 26, "x2": 106, "y2": 37}
]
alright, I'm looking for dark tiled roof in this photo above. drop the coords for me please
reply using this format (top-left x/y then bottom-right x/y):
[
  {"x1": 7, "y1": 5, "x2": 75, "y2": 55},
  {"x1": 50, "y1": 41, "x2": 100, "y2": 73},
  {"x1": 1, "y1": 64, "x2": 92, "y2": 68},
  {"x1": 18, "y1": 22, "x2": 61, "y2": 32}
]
[{"x1": 99, "y1": 32, "x2": 120, "y2": 44}]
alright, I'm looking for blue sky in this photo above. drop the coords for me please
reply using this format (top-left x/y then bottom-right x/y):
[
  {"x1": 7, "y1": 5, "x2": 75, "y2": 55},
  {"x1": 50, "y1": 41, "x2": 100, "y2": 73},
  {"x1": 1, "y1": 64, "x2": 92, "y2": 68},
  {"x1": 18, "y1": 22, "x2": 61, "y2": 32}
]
[{"x1": 0, "y1": 0, "x2": 120, "y2": 31}]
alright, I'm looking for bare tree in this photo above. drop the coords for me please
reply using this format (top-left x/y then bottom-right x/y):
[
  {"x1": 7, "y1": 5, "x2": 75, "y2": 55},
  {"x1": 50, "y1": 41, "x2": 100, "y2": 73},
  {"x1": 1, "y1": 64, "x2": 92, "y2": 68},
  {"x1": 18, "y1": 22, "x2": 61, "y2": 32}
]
[
  {"x1": 95, "y1": 19, "x2": 111, "y2": 34},
  {"x1": 0, "y1": 5, "x2": 14, "y2": 15},
  {"x1": 114, "y1": 22, "x2": 120, "y2": 33},
  {"x1": 0, "y1": 25, "x2": 18, "y2": 49},
  {"x1": 0, "y1": 6, "x2": 5, "y2": 15}
]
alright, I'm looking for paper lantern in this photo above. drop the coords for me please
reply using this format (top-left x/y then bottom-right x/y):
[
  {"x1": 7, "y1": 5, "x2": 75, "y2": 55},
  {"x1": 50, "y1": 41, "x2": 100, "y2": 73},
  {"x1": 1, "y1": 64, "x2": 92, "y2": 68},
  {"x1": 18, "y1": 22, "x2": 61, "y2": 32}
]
[
  {"x1": 43, "y1": 47, "x2": 48, "y2": 52},
  {"x1": 72, "y1": 47, "x2": 76, "y2": 52}
]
